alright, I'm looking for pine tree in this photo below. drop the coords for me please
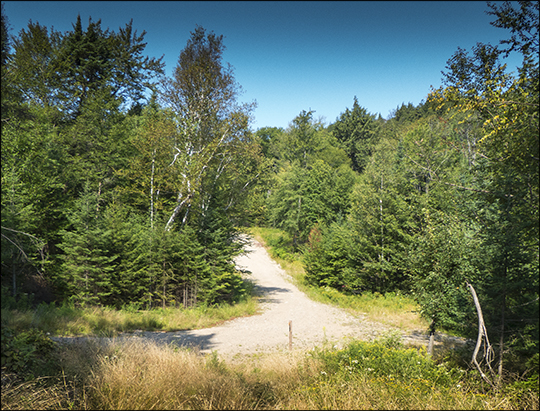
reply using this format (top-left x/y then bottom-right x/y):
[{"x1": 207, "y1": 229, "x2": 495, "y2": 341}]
[
  {"x1": 333, "y1": 97, "x2": 379, "y2": 173},
  {"x1": 57, "y1": 182, "x2": 117, "y2": 306}
]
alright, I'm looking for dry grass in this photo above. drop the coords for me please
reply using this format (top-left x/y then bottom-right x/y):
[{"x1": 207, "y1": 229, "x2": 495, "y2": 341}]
[
  {"x1": 81, "y1": 339, "x2": 321, "y2": 410},
  {"x1": 1, "y1": 375, "x2": 82, "y2": 410},
  {"x1": 34, "y1": 339, "x2": 536, "y2": 409},
  {"x1": 3, "y1": 331, "x2": 536, "y2": 410},
  {"x1": 1, "y1": 297, "x2": 259, "y2": 337}
]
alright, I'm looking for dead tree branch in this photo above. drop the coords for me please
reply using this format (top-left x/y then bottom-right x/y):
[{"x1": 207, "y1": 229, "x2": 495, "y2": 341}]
[{"x1": 466, "y1": 281, "x2": 496, "y2": 388}]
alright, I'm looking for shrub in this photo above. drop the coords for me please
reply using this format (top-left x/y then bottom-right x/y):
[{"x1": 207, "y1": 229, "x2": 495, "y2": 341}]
[
  {"x1": 316, "y1": 339, "x2": 461, "y2": 388},
  {"x1": 1, "y1": 326, "x2": 58, "y2": 379}
]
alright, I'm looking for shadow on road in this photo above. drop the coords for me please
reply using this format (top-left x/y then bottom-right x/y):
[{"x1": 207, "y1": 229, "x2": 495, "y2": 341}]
[
  {"x1": 144, "y1": 331, "x2": 218, "y2": 352},
  {"x1": 243, "y1": 277, "x2": 292, "y2": 304},
  {"x1": 53, "y1": 331, "x2": 220, "y2": 353}
]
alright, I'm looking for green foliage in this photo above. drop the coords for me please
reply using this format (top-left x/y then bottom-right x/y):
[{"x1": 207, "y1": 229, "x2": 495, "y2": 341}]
[
  {"x1": 268, "y1": 110, "x2": 350, "y2": 169},
  {"x1": 304, "y1": 220, "x2": 360, "y2": 289},
  {"x1": 9, "y1": 14, "x2": 164, "y2": 118},
  {"x1": 1, "y1": 17, "x2": 260, "y2": 311},
  {"x1": 486, "y1": 0, "x2": 538, "y2": 71},
  {"x1": 0, "y1": 285, "x2": 35, "y2": 310},
  {"x1": 332, "y1": 96, "x2": 380, "y2": 173},
  {"x1": 407, "y1": 209, "x2": 478, "y2": 334},
  {"x1": 1, "y1": 3, "x2": 9, "y2": 66},
  {"x1": 390, "y1": 101, "x2": 430, "y2": 124},
  {"x1": 425, "y1": 0, "x2": 539, "y2": 370},
  {"x1": 345, "y1": 135, "x2": 420, "y2": 293},
  {"x1": 197, "y1": 208, "x2": 247, "y2": 304},
  {"x1": 255, "y1": 126, "x2": 283, "y2": 158},
  {"x1": 267, "y1": 159, "x2": 355, "y2": 244},
  {"x1": 316, "y1": 339, "x2": 460, "y2": 388},
  {"x1": 57, "y1": 182, "x2": 117, "y2": 306},
  {"x1": 1, "y1": 326, "x2": 58, "y2": 379}
]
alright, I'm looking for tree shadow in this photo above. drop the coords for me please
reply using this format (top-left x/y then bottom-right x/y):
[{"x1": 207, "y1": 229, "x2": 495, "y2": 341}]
[
  {"x1": 150, "y1": 331, "x2": 218, "y2": 352},
  {"x1": 242, "y1": 277, "x2": 292, "y2": 303},
  {"x1": 96, "y1": 329, "x2": 219, "y2": 353}
]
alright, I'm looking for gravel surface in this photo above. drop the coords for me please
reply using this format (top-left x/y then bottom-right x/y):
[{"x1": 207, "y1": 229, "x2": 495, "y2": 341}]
[{"x1": 53, "y1": 236, "x2": 468, "y2": 356}]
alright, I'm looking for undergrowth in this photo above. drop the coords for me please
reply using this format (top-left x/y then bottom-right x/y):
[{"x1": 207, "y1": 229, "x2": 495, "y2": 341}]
[
  {"x1": 2, "y1": 332, "x2": 537, "y2": 410},
  {"x1": 1, "y1": 293, "x2": 259, "y2": 337},
  {"x1": 2, "y1": 227, "x2": 537, "y2": 409}
]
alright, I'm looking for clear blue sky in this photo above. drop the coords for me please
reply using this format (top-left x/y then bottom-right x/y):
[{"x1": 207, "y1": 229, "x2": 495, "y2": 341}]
[{"x1": 2, "y1": 1, "x2": 523, "y2": 129}]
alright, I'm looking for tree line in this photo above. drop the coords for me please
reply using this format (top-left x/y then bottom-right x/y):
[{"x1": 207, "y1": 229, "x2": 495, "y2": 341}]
[
  {"x1": 1, "y1": 11, "x2": 263, "y2": 309},
  {"x1": 254, "y1": 1, "x2": 538, "y2": 382},
  {"x1": 1, "y1": 1, "x2": 537, "y2": 382}
]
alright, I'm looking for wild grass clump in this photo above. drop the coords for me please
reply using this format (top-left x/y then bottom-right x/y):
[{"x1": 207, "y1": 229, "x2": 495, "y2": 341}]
[
  {"x1": 1, "y1": 375, "x2": 85, "y2": 410},
  {"x1": 83, "y1": 339, "x2": 316, "y2": 410}
]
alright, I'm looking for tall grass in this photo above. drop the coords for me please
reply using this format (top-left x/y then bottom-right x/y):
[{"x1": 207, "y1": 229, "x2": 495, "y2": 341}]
[
  {"x1": 4, "y1": 336, "x2": 535, "y2": 410},
  {"x1": 1, "y1": 297, "x2": 259, "y2": 337},
  {"x1": 247, "y1": 226, "x2": 430, "y2": 332}
]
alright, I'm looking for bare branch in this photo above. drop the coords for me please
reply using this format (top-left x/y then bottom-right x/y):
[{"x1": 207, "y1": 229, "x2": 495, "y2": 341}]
[
  {"x1": 1, "y1": 226, "x2": 43, "y2": 243},
  {"x1": 467, "y1": 282, "x2": 496, "y2": 388},
  {"x1": 1, "y1": 232, "x2": 31, "y2": 261}
]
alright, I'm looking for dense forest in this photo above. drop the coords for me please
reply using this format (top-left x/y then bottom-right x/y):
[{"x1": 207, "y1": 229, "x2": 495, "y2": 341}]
[{"x1": 1, "y1": 0, "x2": 537, "y2": 384}]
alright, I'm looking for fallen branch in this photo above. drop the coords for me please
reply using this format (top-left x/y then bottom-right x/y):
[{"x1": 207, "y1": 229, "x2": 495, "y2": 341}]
[{"x1": 466, "y1": 281, "x2": 496, "y2": 388}]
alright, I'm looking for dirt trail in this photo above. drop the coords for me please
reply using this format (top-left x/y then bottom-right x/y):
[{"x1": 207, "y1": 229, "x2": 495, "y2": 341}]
[{"x1": 53, "y1": 236, "x2": 467, "y2": 356}]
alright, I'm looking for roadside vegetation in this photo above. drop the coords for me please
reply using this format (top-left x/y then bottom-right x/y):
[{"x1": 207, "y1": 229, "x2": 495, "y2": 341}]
[
  {"x1": 2, "y1": 328, "x2": 537, "y2": 410},
  {"x1": 2, "y1": 228, "x2": 537, "y2": 410},
  {"x1": 1, "y1": 290, "x2": 258, "y2": 337},
  {"x1": 248, "y1": 226, "x2": 430, "y2": 333}
]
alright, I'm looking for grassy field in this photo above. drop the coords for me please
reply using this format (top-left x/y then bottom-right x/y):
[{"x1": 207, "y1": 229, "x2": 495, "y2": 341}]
[
  {"x1": 1, "y1": 297, "x2": 259, "y2": 337},
  {"x1": 1, "y1": 226, "x2": 538, "y2": 410}
]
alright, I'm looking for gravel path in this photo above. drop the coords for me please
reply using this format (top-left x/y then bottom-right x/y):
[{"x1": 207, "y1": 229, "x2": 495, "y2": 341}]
[
  {"x1": 53, "y1": 236, "x2": 468, "y2": 356},
  {"x1": 114, "y1": 236, "x2": 393, "y2": 355}
]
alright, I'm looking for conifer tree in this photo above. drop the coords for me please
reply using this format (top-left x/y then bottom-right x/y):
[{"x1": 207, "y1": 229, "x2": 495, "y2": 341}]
[
  {"x1": 57, "y1": 182, "x2": 117, "y2": 306},
  {"x1": 333, "y1": 97, "x2": 379, "y2": 173}
]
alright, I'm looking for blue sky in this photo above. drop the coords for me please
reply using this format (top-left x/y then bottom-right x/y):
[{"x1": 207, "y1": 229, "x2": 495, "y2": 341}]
[{"x1": 2, "y1": 1, "x2": 523, "y2": 129}]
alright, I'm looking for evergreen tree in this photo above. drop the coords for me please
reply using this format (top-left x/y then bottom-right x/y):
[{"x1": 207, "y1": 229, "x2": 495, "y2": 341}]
[
  {"x1": 332, "y1": 97, "x2": 379, "y2": 173},
  {"x1": 268, "y1": 160, "x2": 355, "y2": 245},
  {"x1": 304, "y1": 219, "x2": 360, "y2": 290},
  {"x1": 57, "y1": 182, "x2": 117, "y2": 306}
]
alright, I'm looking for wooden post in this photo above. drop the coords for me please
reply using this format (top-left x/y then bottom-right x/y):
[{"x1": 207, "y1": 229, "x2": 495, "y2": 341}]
[
  {"x1": 289, "y1": 320, "x2": 292, "y2": 350},
  {"x1": 427, "y1": 319, "x2": 435, "y2": 356}
]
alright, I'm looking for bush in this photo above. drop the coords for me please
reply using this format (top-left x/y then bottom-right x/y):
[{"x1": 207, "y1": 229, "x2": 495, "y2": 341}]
[
  {"x1": 1, "y1": 326, "x2": 58, "y2": 379},
  {"x1": 1, "y1": 285, "x2": 35, "y2": 310},
  {"x1": 316, "y1": 339, "x2": 461, "y2": 388}
]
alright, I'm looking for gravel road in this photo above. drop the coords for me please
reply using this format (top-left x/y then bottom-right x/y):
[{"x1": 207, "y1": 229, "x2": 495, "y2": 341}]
[
  {"x1": 107, "y1": 236, "x2": 393, "y2": 356},
  {"x1": 53, "y1": 236, "x2": 467, "y2": 356}
]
